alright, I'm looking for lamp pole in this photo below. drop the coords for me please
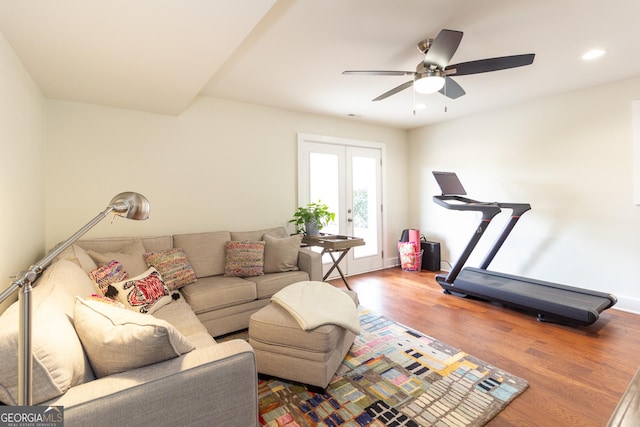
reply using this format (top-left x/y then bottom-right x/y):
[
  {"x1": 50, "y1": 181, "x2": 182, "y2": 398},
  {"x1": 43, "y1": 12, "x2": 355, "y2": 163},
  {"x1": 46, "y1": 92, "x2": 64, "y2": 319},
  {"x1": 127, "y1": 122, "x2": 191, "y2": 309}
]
[{"x1": 0, "y1": 192, "x2": 150, "y2": 405}]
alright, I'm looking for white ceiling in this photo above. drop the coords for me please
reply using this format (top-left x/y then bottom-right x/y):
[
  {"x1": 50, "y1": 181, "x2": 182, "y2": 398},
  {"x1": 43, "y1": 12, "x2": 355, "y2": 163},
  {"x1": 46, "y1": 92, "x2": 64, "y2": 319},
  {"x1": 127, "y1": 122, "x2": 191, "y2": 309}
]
[{"x1": 1, "y1": 0, "x2": 639, "y2": 129}]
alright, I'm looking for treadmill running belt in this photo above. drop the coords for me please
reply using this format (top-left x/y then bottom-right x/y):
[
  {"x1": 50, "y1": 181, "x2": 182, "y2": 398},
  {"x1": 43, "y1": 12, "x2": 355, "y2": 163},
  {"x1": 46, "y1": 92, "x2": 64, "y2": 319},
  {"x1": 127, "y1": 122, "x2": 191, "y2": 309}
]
[{"x1": 453, "y1": 267, "x2": 617, "y2": 325}]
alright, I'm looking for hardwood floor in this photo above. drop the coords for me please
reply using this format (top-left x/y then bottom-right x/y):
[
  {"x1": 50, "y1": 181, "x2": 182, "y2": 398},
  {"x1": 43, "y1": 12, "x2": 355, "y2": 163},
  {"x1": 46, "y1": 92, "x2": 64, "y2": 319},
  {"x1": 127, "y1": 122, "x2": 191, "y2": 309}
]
[{"x1": 327, "y1": 268, "x2": 640, "y2": 427}]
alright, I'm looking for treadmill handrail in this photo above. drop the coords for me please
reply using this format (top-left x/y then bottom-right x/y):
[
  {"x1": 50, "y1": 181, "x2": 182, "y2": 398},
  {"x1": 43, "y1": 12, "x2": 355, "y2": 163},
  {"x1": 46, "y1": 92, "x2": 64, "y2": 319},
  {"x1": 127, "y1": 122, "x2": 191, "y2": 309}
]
[
  {"x1": 433, "y1": 195, "x2": 531, "y2": 284},
  {"x1": 433, "y1": 195, "x2": 500, "y2": 284},
  {"x1": 432, "y1": 195, "x2": 502, "y2": 220},
  {"x1": 479, "y1": 202, "x2": 531, "y2": 269}
]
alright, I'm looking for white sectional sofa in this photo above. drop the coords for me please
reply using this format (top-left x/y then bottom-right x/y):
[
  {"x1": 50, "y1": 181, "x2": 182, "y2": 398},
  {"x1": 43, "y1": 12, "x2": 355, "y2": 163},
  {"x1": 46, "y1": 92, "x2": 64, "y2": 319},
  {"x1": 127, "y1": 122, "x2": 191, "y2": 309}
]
[{"x1": 0, "y1": 227, "x2": 322, "y2": 426}]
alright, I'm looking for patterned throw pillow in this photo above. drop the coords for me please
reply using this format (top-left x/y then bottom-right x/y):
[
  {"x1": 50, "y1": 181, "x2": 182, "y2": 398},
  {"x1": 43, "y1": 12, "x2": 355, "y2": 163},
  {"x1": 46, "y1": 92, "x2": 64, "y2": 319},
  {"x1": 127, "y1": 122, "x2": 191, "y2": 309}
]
[
  {"x1": 111, "y1": 267, "x2": 172, "y2": 314},
  {"x1": 89, "y1": 260, "x2": 128, "y2": 296},
  {"x1": 224, "y1": 241, "x2": 266, "y2": 277},
  {"x1": 143, "y1": 248, "x2": 197, "y2": 290}
]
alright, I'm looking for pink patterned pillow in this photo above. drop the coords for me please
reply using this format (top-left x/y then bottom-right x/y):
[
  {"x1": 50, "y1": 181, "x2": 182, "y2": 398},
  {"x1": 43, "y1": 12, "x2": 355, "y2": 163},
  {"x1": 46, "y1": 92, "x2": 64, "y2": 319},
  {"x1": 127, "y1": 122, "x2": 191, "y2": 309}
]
[
  {"x1": 143, "y1": 248, "x2": 197, "y2": 290},
  {"x1": 89, "y1": 260, "x2": 128, "y2": 296},
  {"x1": 224, "y1": 241, "x2": 265, "y2": 277}
]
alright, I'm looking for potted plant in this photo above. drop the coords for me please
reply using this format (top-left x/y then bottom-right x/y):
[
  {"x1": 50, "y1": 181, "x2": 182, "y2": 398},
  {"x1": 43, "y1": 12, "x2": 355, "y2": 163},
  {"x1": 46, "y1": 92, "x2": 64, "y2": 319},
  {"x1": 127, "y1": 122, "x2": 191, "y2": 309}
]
[{"x1": 289, "y1": 201, "x2": 336, "y2": 235}]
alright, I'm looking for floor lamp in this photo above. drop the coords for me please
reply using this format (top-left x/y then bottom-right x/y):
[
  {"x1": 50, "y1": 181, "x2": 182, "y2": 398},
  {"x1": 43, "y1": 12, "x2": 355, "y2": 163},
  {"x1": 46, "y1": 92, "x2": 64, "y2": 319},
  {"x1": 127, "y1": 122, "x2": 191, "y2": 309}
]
[{"x1": 0, "y1": 192, "x2": 150, "y2": 406}]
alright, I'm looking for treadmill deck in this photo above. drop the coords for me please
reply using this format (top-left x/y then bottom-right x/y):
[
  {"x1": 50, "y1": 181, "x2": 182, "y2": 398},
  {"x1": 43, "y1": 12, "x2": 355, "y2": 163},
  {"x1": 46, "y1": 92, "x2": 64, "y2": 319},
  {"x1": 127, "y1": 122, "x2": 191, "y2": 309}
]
[{"x1": 437, "y1": 267, "x2": 617, "y2": 325}]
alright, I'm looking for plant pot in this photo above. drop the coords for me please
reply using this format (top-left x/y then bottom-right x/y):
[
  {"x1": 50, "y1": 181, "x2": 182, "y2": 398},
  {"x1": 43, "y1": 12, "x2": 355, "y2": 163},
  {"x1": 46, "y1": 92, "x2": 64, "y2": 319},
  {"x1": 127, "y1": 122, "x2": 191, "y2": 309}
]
[{"x1": 305, "y1": 218, "x2": 320, "y2": 236}]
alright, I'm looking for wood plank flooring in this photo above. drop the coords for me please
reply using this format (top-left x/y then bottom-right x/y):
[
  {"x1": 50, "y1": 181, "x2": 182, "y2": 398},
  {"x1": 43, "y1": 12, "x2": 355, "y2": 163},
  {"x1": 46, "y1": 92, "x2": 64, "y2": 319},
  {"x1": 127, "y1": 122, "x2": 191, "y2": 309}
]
[{"x1": 327, "y1": 268, "x2": 640, "y2": 427}]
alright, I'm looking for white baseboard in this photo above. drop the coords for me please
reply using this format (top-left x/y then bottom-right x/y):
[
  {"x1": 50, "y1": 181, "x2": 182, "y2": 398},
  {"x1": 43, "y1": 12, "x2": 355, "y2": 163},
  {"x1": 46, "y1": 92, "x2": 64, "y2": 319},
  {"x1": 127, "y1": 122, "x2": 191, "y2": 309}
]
[
  {"x1": 385, "y1": 256, "x2": 400, "y2": 268},
  {"x1": 612, "y1": 295, "x2": 640, "y2": 315}
]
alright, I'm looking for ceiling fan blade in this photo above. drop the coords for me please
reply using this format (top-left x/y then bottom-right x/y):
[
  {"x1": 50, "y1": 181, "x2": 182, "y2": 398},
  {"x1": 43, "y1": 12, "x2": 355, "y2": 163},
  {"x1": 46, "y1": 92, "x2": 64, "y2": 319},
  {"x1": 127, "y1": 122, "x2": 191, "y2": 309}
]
[
  {"x1": 424, "y1": 29, "x2": 463, "y2": 69},
  {"x1": 343, "y1": 70, "x2": 414, "y2": 77},
  {"x1": 439, "y1": 76, "x2": 465, "y2": 99},
  {"x1": 445, "y1": 53, "x2": 535, "y2": 76},
  {"x1": 372, "y1": 80, "x2": 414, "y2": 101}
]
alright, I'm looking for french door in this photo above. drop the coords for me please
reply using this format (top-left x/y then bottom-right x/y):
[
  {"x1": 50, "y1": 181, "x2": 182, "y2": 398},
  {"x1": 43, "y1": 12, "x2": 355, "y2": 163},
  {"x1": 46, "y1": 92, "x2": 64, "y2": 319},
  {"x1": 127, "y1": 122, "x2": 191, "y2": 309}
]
[{"x1": 297, "y1": 133, "x2": 383, "y2": 277}]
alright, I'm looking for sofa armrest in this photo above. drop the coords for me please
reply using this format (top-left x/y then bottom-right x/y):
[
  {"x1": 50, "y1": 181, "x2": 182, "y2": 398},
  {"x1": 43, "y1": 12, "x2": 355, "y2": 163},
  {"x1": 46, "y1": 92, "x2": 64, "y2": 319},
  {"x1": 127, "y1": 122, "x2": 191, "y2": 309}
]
[
  {"x1": 297, "y1": 248, "x2": 323, "y2": 281},
  {"x1": 46, "y1": 340, "x2": 258, "y2": 427}
]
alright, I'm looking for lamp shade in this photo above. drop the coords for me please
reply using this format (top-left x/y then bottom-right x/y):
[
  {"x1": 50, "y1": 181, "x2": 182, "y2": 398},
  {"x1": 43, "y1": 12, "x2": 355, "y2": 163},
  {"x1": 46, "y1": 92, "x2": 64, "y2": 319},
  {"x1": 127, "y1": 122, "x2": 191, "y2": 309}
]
[
  {"x1": 109, "y1": 192, "x2": 150, "y2": 220},
  {"x1": 414, "y1": 70, "x2": 445, "y2": 94}
]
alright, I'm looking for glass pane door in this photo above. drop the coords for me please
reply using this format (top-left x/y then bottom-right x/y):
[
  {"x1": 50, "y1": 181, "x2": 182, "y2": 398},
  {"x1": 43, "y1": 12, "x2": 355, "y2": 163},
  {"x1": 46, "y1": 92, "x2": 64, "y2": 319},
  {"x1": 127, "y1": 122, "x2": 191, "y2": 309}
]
[
  {"x1": 298, "y1": 135, "x2": 383, "y2": 277},
  {"x1": 346, "y1": 147, "x2": 382, "y2": 273}
]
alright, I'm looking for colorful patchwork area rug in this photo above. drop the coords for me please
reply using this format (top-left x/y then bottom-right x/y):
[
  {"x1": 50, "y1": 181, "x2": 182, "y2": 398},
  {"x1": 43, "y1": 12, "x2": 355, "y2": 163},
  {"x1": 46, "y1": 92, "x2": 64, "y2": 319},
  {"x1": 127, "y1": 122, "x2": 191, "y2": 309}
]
[{"x1": 229, "y1": 309, "x2": 529, "y2": 426}]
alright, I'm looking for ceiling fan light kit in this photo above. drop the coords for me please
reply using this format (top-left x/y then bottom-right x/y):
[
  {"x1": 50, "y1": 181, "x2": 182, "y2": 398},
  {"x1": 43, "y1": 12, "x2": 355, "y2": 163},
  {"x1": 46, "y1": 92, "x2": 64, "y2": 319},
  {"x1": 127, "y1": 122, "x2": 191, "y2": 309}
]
[
  {"x1": 414, "y1": 70, "x2": 445, "y2": 94},
  {"x1": 343, "y1": 29, "x2": 535, "y2": 104}
]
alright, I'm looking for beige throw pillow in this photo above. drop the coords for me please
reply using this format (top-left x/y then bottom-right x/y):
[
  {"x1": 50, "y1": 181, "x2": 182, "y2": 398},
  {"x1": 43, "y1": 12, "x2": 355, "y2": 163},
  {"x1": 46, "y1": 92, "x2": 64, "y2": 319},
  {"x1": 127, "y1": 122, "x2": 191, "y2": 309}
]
[
  {"x1": 88, "y1": 239, "x2": 147, "y2": 276},
  {"x1": 263, "y1": 234, "x2": 302, "y2": 273},
  {"x1": 0, "y1": 260, "x2": 95, "y2": 405},
  {"x1": 73, "y1": 297, "x2": 194, "y2": 378}
]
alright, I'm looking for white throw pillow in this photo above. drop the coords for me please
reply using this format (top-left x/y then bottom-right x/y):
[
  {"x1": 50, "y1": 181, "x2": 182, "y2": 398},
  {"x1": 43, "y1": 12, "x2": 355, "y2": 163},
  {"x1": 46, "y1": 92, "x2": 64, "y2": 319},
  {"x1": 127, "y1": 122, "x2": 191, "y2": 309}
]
[
  {"x1": 0, "y1": 260, "x2": 95, "y2": 405},
  {"x1": 73, "y1": 297, "x2": 195, "y2": 378},
  {"x1": 110, "y1": 267, "x2": 173, "y2": 314}
]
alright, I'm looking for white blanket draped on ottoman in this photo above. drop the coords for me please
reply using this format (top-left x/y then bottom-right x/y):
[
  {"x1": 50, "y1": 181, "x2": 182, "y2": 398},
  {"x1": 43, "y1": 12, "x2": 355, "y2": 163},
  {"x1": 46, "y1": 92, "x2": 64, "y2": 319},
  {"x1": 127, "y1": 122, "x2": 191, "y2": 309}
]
[{"x1": 271, "y1": 281, "x2": 361, "y2": 334}]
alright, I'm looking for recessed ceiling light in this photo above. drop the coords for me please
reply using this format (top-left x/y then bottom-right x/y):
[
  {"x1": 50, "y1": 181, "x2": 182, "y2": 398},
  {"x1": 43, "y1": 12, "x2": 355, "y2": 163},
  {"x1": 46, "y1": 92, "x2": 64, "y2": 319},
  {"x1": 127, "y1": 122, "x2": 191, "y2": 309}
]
[
  {"x1": 413, "y1": 103, "x2": 427, "y2": 110},
  {"x1": 582, "y1": 49, "x2": 607, "y2": 61}
]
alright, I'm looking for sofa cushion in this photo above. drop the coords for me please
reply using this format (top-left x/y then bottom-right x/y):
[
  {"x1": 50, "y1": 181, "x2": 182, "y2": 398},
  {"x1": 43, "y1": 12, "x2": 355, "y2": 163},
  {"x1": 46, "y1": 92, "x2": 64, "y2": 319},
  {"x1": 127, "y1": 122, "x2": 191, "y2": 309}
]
[
  {"x1": 251, "y1": 271, "x2": 310, "y2": 299},
  {"x1": 111, "y1": 267, "x2": 173, "y2": 314},
  {"x1": 87, "y1": 239, "x2": 148, "y2": 276},
  {"x1": 173, "y1": 231, "x2": 230, "y2": 278},
  {"x1": 73, "y1": 297, "x2": 195, "y2": 378},
  {"x1": 230, "y1": 227, "x2": 288, "y2": 242},
  {"x1": 76, "y1": 236, "x2": 173, "y2": 254},
  {"x1": 180, "y1": 276, "x2": 257, "y2": 314},
  {"x1": 224, "y1": 241, "x2": 265, "y2": 277},
  {"x1": 144, "y1": 248, "x2": 197, "y2": 290},
  {"x1": 89, "y1": 260, "x2": 128, "y2": 296},
  {"x1": 263, "y1": 234, "x2": 302, "y2": 273},
  {"x1": 152, "y1": 297, "x2": 212, "y2": 339},
  {"x1": 0, "y1": 260, "x2": 95, "y2": 405}
]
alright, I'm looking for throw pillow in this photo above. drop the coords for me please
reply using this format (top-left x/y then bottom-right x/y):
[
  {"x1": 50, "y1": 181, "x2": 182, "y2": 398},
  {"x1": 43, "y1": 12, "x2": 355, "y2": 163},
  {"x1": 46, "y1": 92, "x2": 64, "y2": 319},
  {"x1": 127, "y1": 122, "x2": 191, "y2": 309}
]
[
  {"x1": 89, "y1": 260, "x2": 128, "y2": 296},
  {"x1": 263, "y1": 234, "x2": 303, "y2": 273},
  {"x1": 224, "y1": 241, "x2": 265, "y2": 277},
  {"x1": 54, "y1": 244, "x2": 98, "y2": 273},
  {"x1": 111, "y1": 267, "x2": 173, "y2": 314},
  {"x1": 0, "y1": 260, "x2": 95, "y2": 406},
  {"x1": 73, "y1": 297, "x2": 194, "y2": 378},
  {"x1": 87, "y1": 294, "x2": 126, "y2": 308},
  {"x1": 87, "y1": 239, "x2": 148, "y2": 277},
  {"x1": 143, "y1": 248, "x2": 197, "y2": 290}
]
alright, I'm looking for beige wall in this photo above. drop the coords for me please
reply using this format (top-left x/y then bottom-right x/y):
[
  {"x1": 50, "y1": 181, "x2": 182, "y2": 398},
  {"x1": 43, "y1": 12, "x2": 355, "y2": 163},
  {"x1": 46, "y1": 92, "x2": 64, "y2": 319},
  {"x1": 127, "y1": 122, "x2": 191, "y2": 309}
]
[
  {"x1": 45, "y1": 97, "x2": 408, "y2": 267},
  {"x1": 409, "y1": 76, "x2": 640, "y2": 313},
  {"x1": 0, "y1": 32, "x2": 46, "y2": 312}
]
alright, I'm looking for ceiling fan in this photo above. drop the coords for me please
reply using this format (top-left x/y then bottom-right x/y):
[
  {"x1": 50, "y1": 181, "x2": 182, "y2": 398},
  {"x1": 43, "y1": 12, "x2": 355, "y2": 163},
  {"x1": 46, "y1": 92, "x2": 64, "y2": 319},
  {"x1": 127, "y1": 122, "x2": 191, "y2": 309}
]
[{"x1": 343, "y1": 29, "x2": 535, "y2": 101}]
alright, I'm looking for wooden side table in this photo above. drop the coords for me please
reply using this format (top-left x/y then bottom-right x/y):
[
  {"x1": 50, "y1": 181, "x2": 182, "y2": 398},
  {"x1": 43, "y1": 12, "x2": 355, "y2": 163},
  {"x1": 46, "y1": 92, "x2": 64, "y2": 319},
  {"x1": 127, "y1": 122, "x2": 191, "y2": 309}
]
[{"x1": 302, "y1": 234, "x2": 365, "y2": 290}]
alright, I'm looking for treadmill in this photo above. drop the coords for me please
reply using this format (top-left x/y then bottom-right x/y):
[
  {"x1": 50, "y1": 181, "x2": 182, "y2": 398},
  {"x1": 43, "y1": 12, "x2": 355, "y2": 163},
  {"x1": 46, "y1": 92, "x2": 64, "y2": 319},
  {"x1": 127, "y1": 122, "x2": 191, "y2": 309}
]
[{"x1": 431, "y1": 171, "x2": 617, "y2": 326}]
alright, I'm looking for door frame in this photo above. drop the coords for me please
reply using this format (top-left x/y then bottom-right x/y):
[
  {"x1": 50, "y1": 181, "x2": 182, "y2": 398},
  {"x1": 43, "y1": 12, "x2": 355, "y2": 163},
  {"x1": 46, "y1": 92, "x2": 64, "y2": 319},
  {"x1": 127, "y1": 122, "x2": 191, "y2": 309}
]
[{"x1": 297, "y1": 132, "x2": 386, "y2": 276}]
